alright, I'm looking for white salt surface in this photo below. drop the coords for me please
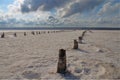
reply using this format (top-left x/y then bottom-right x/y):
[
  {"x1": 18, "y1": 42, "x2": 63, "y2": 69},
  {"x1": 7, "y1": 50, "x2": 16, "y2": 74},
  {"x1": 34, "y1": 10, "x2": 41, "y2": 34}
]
[{"x1": 0, "y1": 30, "x2": 120, "y2": 80}]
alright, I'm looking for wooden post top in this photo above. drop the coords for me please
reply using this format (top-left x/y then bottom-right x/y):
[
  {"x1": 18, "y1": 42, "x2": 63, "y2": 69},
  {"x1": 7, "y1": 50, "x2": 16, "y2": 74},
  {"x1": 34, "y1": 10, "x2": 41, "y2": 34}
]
[{"x1": 59, "y1": 49, "x2": 66, "y2": 58}]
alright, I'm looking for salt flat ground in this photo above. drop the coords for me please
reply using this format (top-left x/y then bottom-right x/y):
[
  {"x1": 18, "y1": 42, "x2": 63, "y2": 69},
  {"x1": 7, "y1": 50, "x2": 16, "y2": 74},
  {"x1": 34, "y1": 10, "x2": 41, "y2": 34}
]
[{"x1": 0, "y1": 30, "x2": 120, "y2": 80}]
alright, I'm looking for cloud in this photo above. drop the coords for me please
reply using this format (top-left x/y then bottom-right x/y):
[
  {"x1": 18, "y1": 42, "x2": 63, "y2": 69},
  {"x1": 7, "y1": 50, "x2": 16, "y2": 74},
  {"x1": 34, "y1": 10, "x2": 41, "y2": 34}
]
[
  {"x1": 0, "y1": 0, "x2": 120, "y2": 27},
  {"x1": 20, "y1": 0, "x2": 105, "y2": 18},
  {"x1": 98, "y1": 1, "x2": 120, "y2": 16},
  {"x1": 59, "y1": 0, "x2": 105, "y2": 18},
  {"x1": 47, "y1": 16, "x2": 58, "y2": 24},
  {"x1": 96, "y1": 1, "x2": 120, "y2": 27},
  {"x1": 0, "y1": 9, "x2": 56, "y2": 27},
  {"x1": 20, "y1": 0, "x2": 69, "y2": 13}
]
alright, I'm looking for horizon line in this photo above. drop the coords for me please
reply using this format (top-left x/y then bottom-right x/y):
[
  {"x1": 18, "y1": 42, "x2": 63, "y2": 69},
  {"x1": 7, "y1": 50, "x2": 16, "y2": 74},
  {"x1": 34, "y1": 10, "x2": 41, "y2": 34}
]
[{"x1": 0, "y1": 27, "x2": 120, "y2": 30}]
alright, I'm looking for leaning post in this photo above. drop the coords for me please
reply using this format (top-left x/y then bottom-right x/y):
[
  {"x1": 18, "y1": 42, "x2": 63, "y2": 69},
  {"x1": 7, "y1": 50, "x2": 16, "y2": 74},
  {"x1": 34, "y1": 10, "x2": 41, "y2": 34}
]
[{"x1": 82, "y1": 30, "x2": 87, "y2": 37}]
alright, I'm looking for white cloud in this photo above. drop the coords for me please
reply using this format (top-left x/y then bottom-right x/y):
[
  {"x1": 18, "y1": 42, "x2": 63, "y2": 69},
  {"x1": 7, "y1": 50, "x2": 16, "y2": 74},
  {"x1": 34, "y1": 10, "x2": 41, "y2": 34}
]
[
  {"x1": 96, "y1": 1, "x2": 120, "y2": 27},
  {"x1": 59, "y1": 0, "x2": 104, "y2": 18},
  {"x1": 0, "y1": 0, "x2": 120, "y2": 27},
  {"x1": 98, "y1": 2, "x2": 120, "y2": 16},
  {"x1": 19, "y1": 0, "x2": 105, "y2": 18}
]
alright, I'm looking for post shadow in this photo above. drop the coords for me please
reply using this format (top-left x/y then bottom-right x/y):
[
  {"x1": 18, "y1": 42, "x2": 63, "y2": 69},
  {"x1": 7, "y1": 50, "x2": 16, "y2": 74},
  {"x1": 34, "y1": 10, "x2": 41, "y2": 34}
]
[{"x1": 60, "y1": 71, "x2": 80, "y2": 80}]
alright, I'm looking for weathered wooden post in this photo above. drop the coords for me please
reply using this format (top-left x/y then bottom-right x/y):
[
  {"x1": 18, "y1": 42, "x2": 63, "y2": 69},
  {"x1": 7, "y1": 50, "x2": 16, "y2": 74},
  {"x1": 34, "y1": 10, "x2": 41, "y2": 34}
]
[
  {"x1": 57, "y1": 49, "x2": 67, "y2": 74},
  {"x1": 78, "y1": 36, "x2": 83, "y2": 43},
  {"x1": 14, "y1": 33, "x2": 17, "y2": 37},
  {"x1": 82, "y1": 30, "x2": 87, "y2": 37},
  {"x1": 1, "y1": 32, "x2": 5, "y2": 38},
  {"x1": 73, "y1": 40, "x2": 78, "y2": 49},
  {"x1": 24, "y1": 32, "x2": 26, "y2": 36},
  {"x1": 39, "y1": 32, "x2": 40, "y2": 34},
  {"x1": 31, "y1": 31, "x2": 35, "y2": 35}
]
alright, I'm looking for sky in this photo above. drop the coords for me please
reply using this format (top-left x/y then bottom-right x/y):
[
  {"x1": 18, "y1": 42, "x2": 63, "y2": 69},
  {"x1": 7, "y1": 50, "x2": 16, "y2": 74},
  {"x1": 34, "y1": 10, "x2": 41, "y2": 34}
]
[{"x1": 0, "y1": 0, "x2": 120, "y2": 28}]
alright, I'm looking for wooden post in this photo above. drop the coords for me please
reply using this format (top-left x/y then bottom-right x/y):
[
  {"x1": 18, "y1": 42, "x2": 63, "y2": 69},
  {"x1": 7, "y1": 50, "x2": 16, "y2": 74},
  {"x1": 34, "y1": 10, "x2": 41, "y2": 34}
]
[
  {"x1": 14, "y1": 33, "x2": 17, "y2": 37},
  {"x1": 82, "y1": 30, "x2": 87, "y2": 37},
  {"x1": 78, "y1": 36, "x2": 83, "y2": 43},
  {"x1": 1, "y1": 32, "x2": 5, "y2": 38},
  {"x1": 31, "y1": 31, "x2": 35, "y2": 35},
  {"x1": 57, "y1": 49, "x2": 67, "y2": 74},
  {"x1": 24, "y1": 32, "x2": 26, "y2": 36},
  {"x1": 73, "y1": 40, "x2": 78, "y2": 49}
]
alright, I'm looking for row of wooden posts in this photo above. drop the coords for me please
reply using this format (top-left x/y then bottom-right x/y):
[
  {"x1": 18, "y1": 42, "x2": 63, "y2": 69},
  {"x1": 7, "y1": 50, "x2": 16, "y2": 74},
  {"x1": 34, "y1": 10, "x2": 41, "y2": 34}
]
[
  {"x1": 0, "y1": 30, "x2": 87, "y2": 74},
  {"x1": 0, "y1": 30, "x2": 62, "y2": 38},
  {"x1": 57, "y1": 31, "x2": 87, "y2": 74},
  {"x1": 0, "y1": 32, "x2": 25, "y2": 38}
]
